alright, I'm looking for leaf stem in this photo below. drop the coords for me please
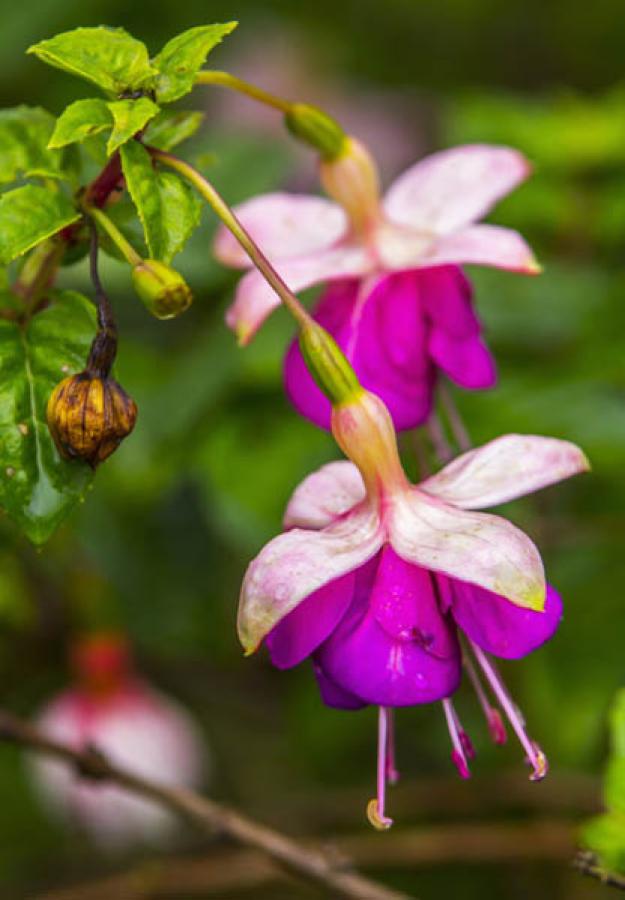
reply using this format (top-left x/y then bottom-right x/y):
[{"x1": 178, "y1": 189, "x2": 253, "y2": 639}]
[
  {"x1": 194, "y1": 70, "x2": 292, "y2": 113},
  {"x1": 12, "y1": 239, "x2": 65, "y2": 314},
  {"x1": 151, "y1": 148, "x2": 311, "y2": 331},
  {"x1": 86, "y1": 206, "x2": 142, "y2": 267}
]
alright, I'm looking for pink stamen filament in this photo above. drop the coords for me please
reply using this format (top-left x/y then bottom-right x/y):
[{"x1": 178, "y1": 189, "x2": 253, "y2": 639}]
[
  {"x1": 367, "y1": 706, "x2": 394, "y2": 830},
  {"x1": 463, "y1": 654, "x2": 508, "y2": 745},
  {"x1": 385, "y1": 707, "x2": 400, "y2": 784},
  {"x1": 442, "y1": 697, "x2": 471, "y2": 779},
  {"x1": 468, "y1": 640, "x2": 547, "y2": 781}
]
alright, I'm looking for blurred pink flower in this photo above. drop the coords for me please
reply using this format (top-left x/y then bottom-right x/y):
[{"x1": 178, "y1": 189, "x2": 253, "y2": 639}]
[
  {"x1": 215, "y1": 143, "x2": 537, "y2": 431},
  {"x1": 30, "y1": 634, "x2": 205, "y2": 849}
]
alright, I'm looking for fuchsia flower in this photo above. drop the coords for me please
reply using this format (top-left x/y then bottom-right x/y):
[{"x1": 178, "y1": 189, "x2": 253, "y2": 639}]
[
  {"x1": 30, "y1": 634, "x2": 204, "y2": 849},
  {"x1": 238, "y1": 390, "x2": 588, "y2": 828},
  {"x1": 214, "y1": 142, "x2": 539, "y2": 430}
]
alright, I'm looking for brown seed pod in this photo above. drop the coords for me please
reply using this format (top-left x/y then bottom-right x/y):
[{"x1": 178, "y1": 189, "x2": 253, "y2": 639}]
[{"x1": 46, "y1": 371, "x2": 137, "y2": 468}]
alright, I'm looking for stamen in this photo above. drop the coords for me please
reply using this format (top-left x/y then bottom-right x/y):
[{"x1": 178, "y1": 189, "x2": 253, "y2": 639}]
[
  {"x1": 367, "y1": 707, "x2": 393, "y2": 830},
  {"x1": 469, "y1": 640, "x2": 548, "y2": 781},
  {"x1": 442, "y1": 697, "x2": 471, "y2": 779},
  {"x1": 385, "y1": 707, "x2": 400, "y2": 784},
  {"x1": 463, "y1": 654, "x2": 507, "y2": 745}
]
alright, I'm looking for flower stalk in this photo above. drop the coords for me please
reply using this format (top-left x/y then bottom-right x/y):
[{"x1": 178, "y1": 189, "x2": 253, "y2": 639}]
[
  {"x1": 194, "y1": 71, "x2": 346, "y2": 158},
  {"x1": 194, "y1": 69, "x2": 292, "y2": 112}
]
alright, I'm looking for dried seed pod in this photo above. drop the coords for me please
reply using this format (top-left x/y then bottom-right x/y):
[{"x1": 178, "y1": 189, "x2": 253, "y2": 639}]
[
  {"x1": 47, "y1": 371, "x2": 137, "y2": 468},
  {"x1": 131, "y1": 259, "x2": 193, "y2": 319}
]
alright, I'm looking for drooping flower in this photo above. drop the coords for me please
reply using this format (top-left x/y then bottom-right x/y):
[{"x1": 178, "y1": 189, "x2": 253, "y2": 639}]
[
  {"x1": 214, "y1": 142, "x2": 538, "y2": 430},
  {"x1": 30, "y1": 633, "x2": 205, "y2": 849},
  {"x1": 238, "y1": 389, "x2": 588, "y2": 828}
]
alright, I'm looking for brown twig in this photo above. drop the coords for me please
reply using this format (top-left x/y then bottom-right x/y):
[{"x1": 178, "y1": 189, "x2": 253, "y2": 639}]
[
  {"x1": 0, "y1": 709, "x2": 409, "y2": 900},
  {"x1": 34, "y1": 819, "x2": 581, "y2": 900},
  {"x1": 574, "y1": 851, "x2": 625, "y2": 892}
]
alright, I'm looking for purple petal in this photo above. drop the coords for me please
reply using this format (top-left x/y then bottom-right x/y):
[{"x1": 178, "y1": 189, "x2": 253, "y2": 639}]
[
  {"x1": 265, "y1": 571, "x2": 356, "y2": 669},
  {"x1": 429, "y1": 330, "x2": 497, "y2": 389},
  {"x1": 316, "y1": 548, "x2": 461, "y2": 707},
  {"x1": 443, "y1": 575, "x2": 563, "y2": 659},
  {"x1": 313, "y1": 662, "x2": 368, "y2": 710},
  {"x1": 419, "y1": 266, "x2": 480, "y2": 339},
  {"x1": 284, "y1": 273, "x2": 435, "y2": 432}
]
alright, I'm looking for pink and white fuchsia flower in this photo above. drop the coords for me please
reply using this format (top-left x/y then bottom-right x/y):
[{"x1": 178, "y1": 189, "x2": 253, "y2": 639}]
[
  {"x1": 214, "y1": 142, "x2": 538, "y2": 431},
  {"x1": 238, "y1": 390, "x2": 588, "y2": 828},
  {"x1": 30, "y1": 634, "x2": 205, "y2": 849}
]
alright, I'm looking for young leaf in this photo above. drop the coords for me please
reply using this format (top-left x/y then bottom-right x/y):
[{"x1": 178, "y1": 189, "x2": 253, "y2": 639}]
[
  {"x1": 48, "y1": 99, "x2": 112, "y2": 149},
  {"x1": 0, "y1": 291, "x2": 96, "y2": 544},
  {"x1": 156, "y1": 171, "x2": 202, "y2": 262},
  {"x1": 0, "y1": 106, "x2": 65, "y2": 184},
  {"x1": 143, "y1": 110, "x2": 204, "y2": 151},
  {"x1": 582, "y1": 690, "x2": 625, "y2": 874},
  {"x1": 28, "y1": 27, "x2": 156, "y2": 95},
  {"x1": 120, "y1": 140, "x2": 163, "y2": 258},
  {"x1": 153, "y1": 23, "x2": 237, "y2": 103},
  {"x1": 0, "y1": 185, "x2": 79, "y2": 264},
  {"x1": 106, "y1": 97, "x2": 160, "y2": 155}
]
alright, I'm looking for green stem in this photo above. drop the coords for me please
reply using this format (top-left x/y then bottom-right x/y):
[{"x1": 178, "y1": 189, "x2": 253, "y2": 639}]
[
  {"x1": 85, "y1": 206, "x2": 142, "y2": 267},
  {"x1": 194, "y1": 70, "x2": 292, "y2": 113},
  {"x1": 151, "y1": 148, "x2": 311, "y2": 331}
]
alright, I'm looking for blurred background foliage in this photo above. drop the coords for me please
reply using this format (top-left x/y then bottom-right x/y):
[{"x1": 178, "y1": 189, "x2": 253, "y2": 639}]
[{"x1": 0, "y1": 0, "x2": 624, "y2": 897}]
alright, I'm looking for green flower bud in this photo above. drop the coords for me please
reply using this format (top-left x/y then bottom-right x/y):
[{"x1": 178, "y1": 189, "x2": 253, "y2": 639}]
[
  {"x1": 131, "y1": 260, "x2": 193, "y2": 320},
  {"x1": 47, "y1": 371, "x2": 137, "y2": 469},
  {"x1": 284, "y1": 103, "x2": 346, "y2": 160},
  {"x1": 299, "y1": 321, "x2": 361, "y2": 405}
]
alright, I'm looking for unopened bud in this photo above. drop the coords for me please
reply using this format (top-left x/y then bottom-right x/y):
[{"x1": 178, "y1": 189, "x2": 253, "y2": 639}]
[
  {"x1": 47, "y1": 371, "x2": 137, "y2": 468},
  {"x1": 284, "y1": 103, "x2": 346, "y2": 160},
  {"x1": 131, "y1": 259, "x2": 192, "y2": 319},
  {"x1": 299, "y1": 321, "x2": 360, "y2": 405}
]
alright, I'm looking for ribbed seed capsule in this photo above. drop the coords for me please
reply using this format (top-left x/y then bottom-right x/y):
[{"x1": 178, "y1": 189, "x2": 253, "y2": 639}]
[{"x1": 46, "y1": 372, "x2": 137, "y2": 468}]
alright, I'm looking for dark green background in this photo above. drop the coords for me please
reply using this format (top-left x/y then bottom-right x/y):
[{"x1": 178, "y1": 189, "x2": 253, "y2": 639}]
[{"x1": 0, "y1": 1, "x2": 624, "y2": 897}]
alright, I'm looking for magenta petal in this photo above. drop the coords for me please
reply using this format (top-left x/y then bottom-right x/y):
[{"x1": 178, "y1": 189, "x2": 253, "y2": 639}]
[
  {"x1": 313, "y1": 662, "x2": 368, "y2": 710},
  {"x1": 444, "y1": 576, "x2": 563, "y2": 659},
  {"x1": 284, "y1": 274, "x2": 435, "y2": 432},
  {"x1": 419, "y1": 266, "x2": 480, "y2": 339},
  {"x1": 429, "y1": 330, "x2": 497, "y2": 389},
  {"x1": 316, "y1": 550, "x2": 461, "y2": 707},
  {"x1": 265, "y1": 571, "x2": 356, "y2": 669}
]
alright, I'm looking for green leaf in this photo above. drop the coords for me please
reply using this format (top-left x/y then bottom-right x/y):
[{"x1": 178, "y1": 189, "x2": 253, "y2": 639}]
[
  {"x1": 28, "y1": 27, "x2": 156, "y2": 95},
  {"x1": 0, "y1": 106, "x2": 66, "y2": 184},
  {"x1": 119, "y1": 142, "x2": 201, "y2": 262},
  {"x1": 106, "y1": 97, "x2": 160, "y2": 155},
  {"x1": 119, "y1": 140, "x2": 162, "y2": 258},
  {"x1": 153, "y1": 23, "x2": 237, "y2": 103},
  {"x1": 0, "y1": 184, "x2": 80, "y2": 264},
  {"x1": 0, "y1": 291, "x2": 96, "y2": 544},
  {"x1": 143, "y1": 110, "x2": 204, "y2": 151},
  {"x1": 156, "y1": 171, "x2": 202, "y2": 262},
  {"x1": 48, "y1": 99, "x2": 112, "y2": 149}
]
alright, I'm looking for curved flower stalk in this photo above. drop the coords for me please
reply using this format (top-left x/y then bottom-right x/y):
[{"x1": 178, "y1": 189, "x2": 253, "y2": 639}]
[
  {"x1": 238, "y1": 389, "x2": 588, "y2": 828},
  {"x1": 214, "y1": 142, "x2": 538, "y2": 430},
  {"x1": 29, "y1": 633, "x2": 205, "y2": 849}
]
